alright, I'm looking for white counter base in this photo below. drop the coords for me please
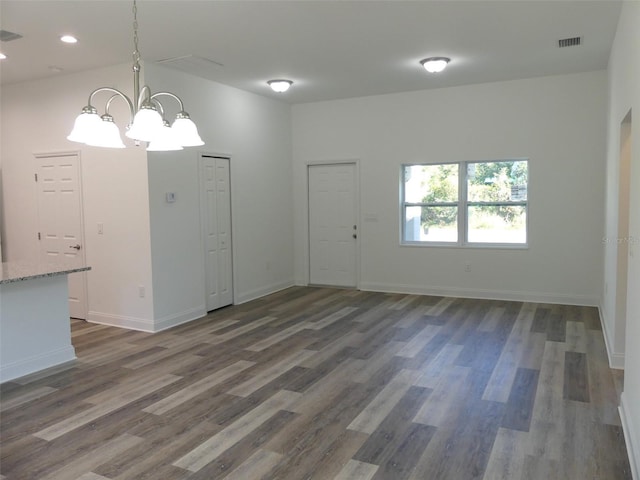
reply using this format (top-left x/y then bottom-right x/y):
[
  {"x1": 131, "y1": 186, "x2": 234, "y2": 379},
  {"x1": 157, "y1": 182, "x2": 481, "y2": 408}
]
[{"x1": 0, "y1": 275, "x2": 77, "y2": 383}]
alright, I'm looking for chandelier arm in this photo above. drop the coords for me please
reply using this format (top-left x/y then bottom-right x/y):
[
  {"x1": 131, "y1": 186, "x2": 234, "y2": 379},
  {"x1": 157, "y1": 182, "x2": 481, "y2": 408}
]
[
  {"x1": 150, "y1": 98, "x2": 165, "y2": 119},
  {"x1": 138, "y1": 85, "x2": 152, "y2": 110},
  {"x1": 105, "y1": 94, "x2": 122, "y2": 116},
  {"x1": 88, "y1": 87, "x2": 135, "y2": 124},
  {"x1": 150, "y1": 91, "x2": 186, "y2": 113}
]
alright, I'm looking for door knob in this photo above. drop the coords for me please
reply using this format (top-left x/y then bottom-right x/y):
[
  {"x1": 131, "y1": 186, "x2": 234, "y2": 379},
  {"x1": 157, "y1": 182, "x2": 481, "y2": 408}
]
[
  {"x1": 352, "y1": 234, "x2": 357, "y2": 239},
  {"x1": 70, "y1": 244, "x2": 81, "y2": 250}
]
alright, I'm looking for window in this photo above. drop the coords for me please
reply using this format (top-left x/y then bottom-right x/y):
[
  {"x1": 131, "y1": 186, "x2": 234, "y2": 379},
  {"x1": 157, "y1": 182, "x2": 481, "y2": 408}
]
[{"x1": 401, "y1": 160, "x2": 528, "y2": 246}]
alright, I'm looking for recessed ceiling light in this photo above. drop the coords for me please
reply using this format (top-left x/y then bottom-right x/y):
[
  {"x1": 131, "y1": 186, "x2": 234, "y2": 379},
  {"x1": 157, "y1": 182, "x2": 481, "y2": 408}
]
[
  {"x1": 420, "y1": 57, "x2": 450, "y2": 73},
  {"x1": 0, "y1": 53, "x2": 6, "y2": 60},
  {"x1": 60, "y1": 35, "x2": 78, "y2": 44},
  {"x1": 267, "y1": 79, "x2": 293, "y2": 93}
]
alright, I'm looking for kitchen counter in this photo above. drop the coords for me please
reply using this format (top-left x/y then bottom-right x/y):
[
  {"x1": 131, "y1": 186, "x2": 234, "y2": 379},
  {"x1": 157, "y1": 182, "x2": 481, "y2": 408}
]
[
  {"x1": 0, "y1": 262, "x2": 91, "y2": 383},
  {"x1": 0, "y1": 261, "x2": 90, "y2": 284}
]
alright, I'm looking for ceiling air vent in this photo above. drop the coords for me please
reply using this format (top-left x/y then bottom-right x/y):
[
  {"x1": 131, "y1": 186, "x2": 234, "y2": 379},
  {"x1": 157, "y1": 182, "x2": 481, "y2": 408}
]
[
  {"x1": 558, "y1": 36, "x2": 581, "y2": 48},
  {"x1": 156, "y1": 54, "x2": 224, "y2": 81},
  {"x1": 0, "y1": 30, "x2": 23, "y2": 42},
  {"x1": 157, "y1": 54, "x2": 224, "y2": 69}
]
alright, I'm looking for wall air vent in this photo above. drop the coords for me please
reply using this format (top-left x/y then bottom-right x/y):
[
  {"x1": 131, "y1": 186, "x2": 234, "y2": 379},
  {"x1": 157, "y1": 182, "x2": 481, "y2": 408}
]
[
  {"x1": 0, "y1": 30, "x2": 23, "y2": 42},
  {"x1": 558, "y1": 36, "x2": 581, "y2": 48}
]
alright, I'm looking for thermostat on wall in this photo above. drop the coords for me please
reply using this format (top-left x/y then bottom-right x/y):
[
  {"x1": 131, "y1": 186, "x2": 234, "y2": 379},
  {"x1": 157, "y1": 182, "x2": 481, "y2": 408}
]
[{"x1": 166, "y1": 192, "x2": 176, "y2": 203}]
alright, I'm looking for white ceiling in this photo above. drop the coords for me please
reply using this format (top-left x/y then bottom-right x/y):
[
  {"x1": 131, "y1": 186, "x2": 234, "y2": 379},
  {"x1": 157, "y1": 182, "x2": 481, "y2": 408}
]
[{"x1": 0, "y1": 0, "x2": 622, "y2": 104}]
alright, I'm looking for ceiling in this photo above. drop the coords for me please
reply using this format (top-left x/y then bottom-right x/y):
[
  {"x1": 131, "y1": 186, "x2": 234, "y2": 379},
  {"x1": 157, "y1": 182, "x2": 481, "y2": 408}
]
[{"x1": 0, "y1": 0, "x2": 622, "y2": 104}]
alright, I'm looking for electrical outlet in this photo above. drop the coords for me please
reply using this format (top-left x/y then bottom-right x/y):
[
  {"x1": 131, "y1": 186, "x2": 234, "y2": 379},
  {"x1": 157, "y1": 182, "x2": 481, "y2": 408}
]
[
  {"x1": 464, "y1": 263, "x2": 471, "y2": 272},
  {"x1": 138, "y1": 285, "x2": 145, "y2": 298}
]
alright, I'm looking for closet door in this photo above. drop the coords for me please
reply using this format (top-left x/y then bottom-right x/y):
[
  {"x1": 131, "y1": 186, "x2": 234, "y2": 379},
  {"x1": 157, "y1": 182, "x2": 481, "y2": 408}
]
[{"x1": 200, "y1": 155, "x2": 233, "y2": 311}]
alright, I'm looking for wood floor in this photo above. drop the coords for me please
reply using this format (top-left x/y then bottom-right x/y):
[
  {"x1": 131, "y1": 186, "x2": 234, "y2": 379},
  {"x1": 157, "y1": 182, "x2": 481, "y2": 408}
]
[{"x1": 0, "y1": 287, "x2": 632, "y2": 479}]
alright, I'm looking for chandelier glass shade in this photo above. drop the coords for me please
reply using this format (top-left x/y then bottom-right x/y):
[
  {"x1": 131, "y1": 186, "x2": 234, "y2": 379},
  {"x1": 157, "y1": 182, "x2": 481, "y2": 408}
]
[
  {"x1": 86, "y1": 115, "x2": 126, "y2": 149},
  {"x1": 147, "y1": 121, "x2": 184, "y2": 151},
  {"x1": 67, "y1": 0, "x2": 204, "y2": 151}
]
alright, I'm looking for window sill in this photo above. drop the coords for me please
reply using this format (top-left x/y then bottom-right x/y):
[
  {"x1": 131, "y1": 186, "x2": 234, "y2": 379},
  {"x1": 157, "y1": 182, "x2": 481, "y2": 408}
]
[{"x1": 400, "y1": 241, "x2": 529, "y2": 250}]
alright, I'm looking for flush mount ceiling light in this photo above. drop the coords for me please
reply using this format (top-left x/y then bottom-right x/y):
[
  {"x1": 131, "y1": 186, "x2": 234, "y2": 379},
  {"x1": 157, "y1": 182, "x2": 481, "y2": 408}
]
[
  {"x1": 267, "y1": 79, "x2": 293, "y2": 93},
  {"x1": 60, "y1": 35, "x2": 78, "y2": 44},
  {"x1": 68, "y1": 0, "x2": 203, "y2": 150},
  {"x1": 420, "y1": 57, "x2": 450, "y2": 73}
]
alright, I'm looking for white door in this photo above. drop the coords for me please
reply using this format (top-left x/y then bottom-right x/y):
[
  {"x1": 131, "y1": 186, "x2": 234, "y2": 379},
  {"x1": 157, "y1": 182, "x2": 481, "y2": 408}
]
[
  {"x1": 200, "y1": 155, "x2": 233, "y2": 311},
  {"x1": 35, "y1": 152, "x2": 88, "y2": 319},
  {"x1": 308, "y1": 163, "x2": 358, "y2": 287}
]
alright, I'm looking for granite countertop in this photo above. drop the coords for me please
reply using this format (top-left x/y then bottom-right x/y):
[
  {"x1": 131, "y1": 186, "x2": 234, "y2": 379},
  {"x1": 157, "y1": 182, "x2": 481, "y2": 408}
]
[{"x1": 0, "y1": 262, "x2": 91, "y2": 284}]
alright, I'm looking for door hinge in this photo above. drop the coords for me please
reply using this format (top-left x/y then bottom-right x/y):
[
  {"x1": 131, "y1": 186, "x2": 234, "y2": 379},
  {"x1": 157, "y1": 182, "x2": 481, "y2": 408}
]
[
  {"x1": 38, "y1": 232, "x2": 41, "y2": 240},
  {"x1": 34, "y1": 173, "x2": 38, "y2": 182}
]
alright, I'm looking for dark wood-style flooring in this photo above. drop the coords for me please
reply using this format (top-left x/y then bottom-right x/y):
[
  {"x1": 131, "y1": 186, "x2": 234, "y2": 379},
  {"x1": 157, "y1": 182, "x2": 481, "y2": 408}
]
[{"x1": 0, "y1": 287, "x2": 632, "y2": 479}]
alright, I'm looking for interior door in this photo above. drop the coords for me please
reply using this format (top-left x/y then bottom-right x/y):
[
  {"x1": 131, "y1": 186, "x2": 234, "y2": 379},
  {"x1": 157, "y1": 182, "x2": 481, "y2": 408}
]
[
  {"x1": 200, "y1": 155, "x2": 233, "y2": 311},
  {"x1": 308, "y1": 163, "x2": 358, "y2": 287},
  {"x1": 36, "y1": 152, "x2": 88, "y2": 319}
]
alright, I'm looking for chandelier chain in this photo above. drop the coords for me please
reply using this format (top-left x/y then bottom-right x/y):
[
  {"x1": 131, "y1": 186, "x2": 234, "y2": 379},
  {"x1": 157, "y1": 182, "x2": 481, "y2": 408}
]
[{"x1": 132, "y1": 0, "x2": 140, "y2": 63}]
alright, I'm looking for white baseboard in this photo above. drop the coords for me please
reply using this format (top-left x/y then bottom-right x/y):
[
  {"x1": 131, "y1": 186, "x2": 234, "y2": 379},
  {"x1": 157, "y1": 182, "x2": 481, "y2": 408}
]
[
  {"x1": 358, "y1": 282, "x2": 599, "y2": 306},
  {"x1": 599, "y1": 305, "x2": 626, "y2": 369},
  {"x1": 87, "y1": 311, "x2": 156, "y2": 333},
  {"x1": 88, "y1": 307, "x2": 207, "y2": 333},
  {"x1": 153, "y1": 305, "x2": 207, "y2": 333},
  {"x1": 620, "y1": 392, "x2": 640, "y2": 480},
  {"x1": 235, "y1": 280, "x2": 295, "y2": 305},
  {"x1": 0, "y1": 345, "x2": 76, "y2": 384}
]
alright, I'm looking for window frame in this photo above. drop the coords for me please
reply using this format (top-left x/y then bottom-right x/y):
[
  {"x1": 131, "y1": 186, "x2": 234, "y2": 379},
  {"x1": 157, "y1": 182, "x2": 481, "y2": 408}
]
[{"x1": 400, "y1": 159, "x2": 529, "y2": 249}]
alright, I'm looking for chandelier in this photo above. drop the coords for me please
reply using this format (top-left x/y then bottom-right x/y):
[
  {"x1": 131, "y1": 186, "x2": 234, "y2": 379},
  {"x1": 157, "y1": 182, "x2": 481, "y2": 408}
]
[{"x1": 67, "y1": 0, "x2": 203, "y2": 151}]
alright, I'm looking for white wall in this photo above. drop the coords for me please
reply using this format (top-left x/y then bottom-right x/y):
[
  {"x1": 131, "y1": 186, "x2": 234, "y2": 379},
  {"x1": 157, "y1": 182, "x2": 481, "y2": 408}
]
[
  {"x1": 292, "y1": 71, "x2": 606, "y2": 305},
  {"x1": 606, "y1": 2, "x2": 640, "y2": 477},
  {"x1": 0, "y1": 86, "x2": 4, "y2": 260},
  {"x1": 0, "y1": 64, "x2": 155, "y2": 328},
  {"x1": 0, "y1": 61, "x2": 294, "y2": 333},
  {"x1": 144, "y1": 63, "x2": 294, "y2": 327}
]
